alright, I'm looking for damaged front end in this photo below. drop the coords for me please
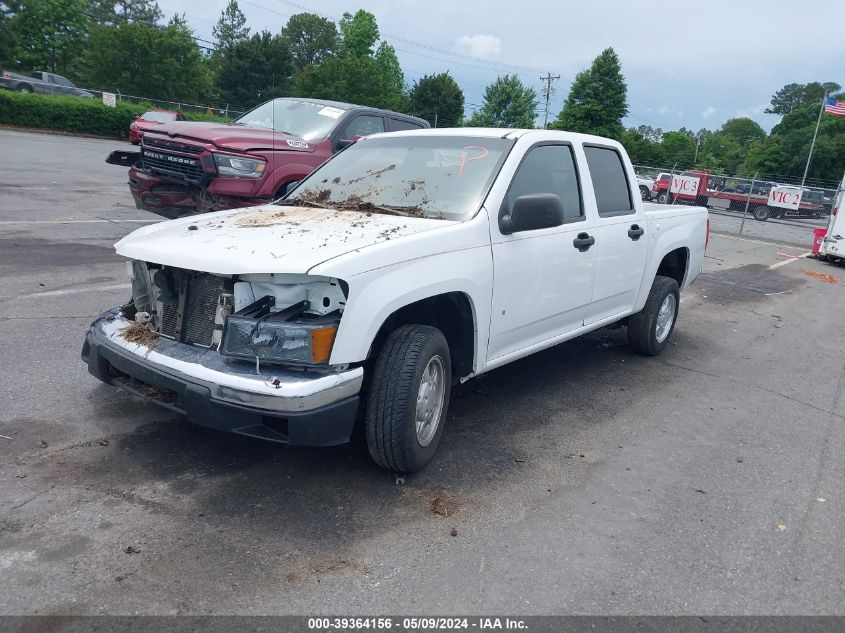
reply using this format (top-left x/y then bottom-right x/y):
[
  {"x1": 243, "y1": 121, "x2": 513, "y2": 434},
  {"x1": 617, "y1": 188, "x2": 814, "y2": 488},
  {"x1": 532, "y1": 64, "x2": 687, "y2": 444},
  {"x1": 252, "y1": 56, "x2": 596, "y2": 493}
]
[{"x1": 81, "y1": 261, "x2": 362, "y2": 446}]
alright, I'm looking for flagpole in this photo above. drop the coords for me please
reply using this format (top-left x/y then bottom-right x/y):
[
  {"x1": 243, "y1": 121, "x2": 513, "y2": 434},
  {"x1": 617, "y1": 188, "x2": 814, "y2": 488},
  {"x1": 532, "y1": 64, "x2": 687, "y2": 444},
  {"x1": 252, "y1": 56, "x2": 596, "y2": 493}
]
[{"x1": 801, "y1": 93, "x2": 827, "y2": 188}]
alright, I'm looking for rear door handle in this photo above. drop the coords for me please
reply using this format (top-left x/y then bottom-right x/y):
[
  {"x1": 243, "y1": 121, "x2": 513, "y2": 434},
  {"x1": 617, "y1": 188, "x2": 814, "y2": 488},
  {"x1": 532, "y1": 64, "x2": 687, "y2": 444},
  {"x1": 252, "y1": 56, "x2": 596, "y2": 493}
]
[
  {"x1": 572, "y1": 232, "x2": 595, "y2": 252},
  {"x1": 628, "y1": 224, "x2": 645, "y2": 241}
]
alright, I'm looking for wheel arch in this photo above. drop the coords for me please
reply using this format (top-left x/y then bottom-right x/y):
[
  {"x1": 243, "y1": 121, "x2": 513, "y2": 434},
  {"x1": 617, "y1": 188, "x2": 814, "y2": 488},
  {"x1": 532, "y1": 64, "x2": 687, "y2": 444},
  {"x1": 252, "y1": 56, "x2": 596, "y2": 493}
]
[
  {"x1": 364, "y1": 292, "x2": 477, "y2": 384},
  {"x1": 656, "y1": 246, "x2": 689, "y2": 288}
]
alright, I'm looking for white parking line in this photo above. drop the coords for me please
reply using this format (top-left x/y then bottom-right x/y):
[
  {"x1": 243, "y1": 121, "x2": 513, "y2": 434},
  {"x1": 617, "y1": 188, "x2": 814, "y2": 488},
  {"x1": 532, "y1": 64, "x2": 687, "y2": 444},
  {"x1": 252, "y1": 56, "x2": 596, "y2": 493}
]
[
  {"x1": 18, "y1": 283, "x2": 130, "y2": 298},
  {"x1": 769, "y1": 252, "x2": 812, "y2": 269}
]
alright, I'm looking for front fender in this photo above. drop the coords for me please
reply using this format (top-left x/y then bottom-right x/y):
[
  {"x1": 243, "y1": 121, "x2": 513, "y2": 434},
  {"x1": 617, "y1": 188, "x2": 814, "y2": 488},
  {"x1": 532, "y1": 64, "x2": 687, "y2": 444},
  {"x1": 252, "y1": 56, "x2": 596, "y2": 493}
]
[{"x1": 327, "y1": 246, "x2": 493, "y2": 372}]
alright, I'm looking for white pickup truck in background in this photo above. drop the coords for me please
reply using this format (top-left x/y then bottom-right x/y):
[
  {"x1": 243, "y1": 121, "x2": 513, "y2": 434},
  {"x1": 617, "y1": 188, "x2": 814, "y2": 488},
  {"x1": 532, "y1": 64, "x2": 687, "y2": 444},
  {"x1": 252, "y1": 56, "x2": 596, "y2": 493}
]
[{"x1": 82, "y1": 128, "x2": 709, "y2": 472}]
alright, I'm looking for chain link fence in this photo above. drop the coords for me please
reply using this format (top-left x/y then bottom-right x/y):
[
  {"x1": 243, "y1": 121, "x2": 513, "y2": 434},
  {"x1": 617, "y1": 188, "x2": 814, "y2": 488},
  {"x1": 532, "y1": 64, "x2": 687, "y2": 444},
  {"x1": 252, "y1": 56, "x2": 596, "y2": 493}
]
[
  {"x1": 79, "y1": 85, "x2": 248, "y2": 119},
  {"x1": 634, "y1": 164, "x2": 841, "y2": 248}
]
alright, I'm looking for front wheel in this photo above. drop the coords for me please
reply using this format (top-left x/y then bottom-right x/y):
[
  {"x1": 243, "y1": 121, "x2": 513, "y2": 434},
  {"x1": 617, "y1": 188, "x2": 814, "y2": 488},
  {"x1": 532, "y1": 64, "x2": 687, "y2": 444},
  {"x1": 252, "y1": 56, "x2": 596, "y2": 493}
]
[
  {"x1": 639, "y1": 185, "x2": 651, "y2": 202},
  {"x1": 365, "y1": 324, "x2": 452, "y2": 473},
  {"x1": 627, "y1": 276, "x2": 680, "y2": 356},
  {"x1": 17, "y1": 85, "x2": 33, "y2": 93},
  {"x1": 657, "y1": 191, "x2": 669, "y2": 204}
]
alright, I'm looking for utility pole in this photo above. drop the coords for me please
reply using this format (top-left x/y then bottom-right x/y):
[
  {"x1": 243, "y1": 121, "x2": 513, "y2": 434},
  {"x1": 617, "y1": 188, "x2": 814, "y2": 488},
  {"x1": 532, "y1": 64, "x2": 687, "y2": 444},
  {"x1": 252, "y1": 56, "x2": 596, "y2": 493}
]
[{"x1": 540, "y1": 72, "x2": 560, "y2": 129}]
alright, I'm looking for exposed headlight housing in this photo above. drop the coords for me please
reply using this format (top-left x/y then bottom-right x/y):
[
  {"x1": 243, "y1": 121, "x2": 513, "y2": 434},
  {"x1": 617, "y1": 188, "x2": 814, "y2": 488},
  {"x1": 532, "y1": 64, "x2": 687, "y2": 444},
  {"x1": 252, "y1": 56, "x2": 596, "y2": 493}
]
[
  {"x1": 220, "y1": 296, "x2": 339, "y2": 366},
  {"x1": 213, "y1": 153, "x2": 266, "y2": 178}
]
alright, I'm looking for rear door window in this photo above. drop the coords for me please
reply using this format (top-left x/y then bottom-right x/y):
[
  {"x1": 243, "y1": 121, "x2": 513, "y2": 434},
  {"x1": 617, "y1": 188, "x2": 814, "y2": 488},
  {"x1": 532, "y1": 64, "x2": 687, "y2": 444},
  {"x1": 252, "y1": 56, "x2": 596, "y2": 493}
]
[
  {"x1": 387, "y1": 118, "x2": 425, "y2": 132},
  {"x1": 584, "y1": 146, "x2": 634, "y2": 217}
]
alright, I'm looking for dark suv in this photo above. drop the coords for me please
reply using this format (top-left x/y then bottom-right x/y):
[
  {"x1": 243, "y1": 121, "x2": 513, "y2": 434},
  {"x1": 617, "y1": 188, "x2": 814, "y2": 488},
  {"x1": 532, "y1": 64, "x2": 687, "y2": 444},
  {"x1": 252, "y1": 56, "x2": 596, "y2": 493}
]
[{"x1": 108, "y1": 98, "x2": 429, "y2": 218}]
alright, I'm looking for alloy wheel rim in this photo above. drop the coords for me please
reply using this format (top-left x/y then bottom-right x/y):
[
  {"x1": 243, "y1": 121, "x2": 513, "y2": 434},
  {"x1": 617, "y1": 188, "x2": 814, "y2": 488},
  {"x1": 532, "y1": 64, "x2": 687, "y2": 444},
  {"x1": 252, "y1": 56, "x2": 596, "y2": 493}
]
[
  {"x1": 655, "y1": 294, "x2": 676, "y2": 344},
  {"x1": 415, "y1": 355, "x2": 445, "y2": 447}
]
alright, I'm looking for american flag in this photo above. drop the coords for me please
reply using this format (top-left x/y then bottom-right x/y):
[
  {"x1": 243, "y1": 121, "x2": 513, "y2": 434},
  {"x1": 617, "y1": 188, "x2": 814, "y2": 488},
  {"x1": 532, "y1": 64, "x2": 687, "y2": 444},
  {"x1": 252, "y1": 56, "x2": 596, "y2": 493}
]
[{"x1": 824, "y1": 97, "x2": 845, "y2": 117}]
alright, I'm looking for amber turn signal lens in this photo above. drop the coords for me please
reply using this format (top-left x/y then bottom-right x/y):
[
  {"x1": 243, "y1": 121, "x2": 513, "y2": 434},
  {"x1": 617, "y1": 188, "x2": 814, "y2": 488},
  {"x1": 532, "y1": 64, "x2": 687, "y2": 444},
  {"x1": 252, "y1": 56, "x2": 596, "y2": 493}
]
[{"x1": 311, "y1": 325, "x2": 338, "y2": 364}]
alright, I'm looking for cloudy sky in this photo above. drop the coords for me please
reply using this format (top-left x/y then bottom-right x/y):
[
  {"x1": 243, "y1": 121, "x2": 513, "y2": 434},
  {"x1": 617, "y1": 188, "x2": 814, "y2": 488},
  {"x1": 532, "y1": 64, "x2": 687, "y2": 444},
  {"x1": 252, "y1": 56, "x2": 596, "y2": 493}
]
[{"x1": 157, "y1": 0, "x2": 842, "y2": 132}]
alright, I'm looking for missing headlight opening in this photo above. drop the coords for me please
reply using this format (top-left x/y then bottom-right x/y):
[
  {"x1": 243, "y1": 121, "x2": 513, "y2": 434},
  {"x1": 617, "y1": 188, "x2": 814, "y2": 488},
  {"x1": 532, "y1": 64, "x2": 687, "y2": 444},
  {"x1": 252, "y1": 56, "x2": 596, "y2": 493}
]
[{"x1": 126, "y1": 261, "x2": 344, "y2": 364}]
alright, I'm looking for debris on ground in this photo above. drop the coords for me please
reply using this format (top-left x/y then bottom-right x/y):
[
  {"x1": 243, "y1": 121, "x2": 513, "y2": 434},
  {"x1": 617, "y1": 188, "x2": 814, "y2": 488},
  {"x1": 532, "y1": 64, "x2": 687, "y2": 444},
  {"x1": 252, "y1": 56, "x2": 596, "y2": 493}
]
[
  {"x1": 803, "y1": 270, "x2": 837, "y2": 284},
  {"x1": 121, "y1": 322, "x2": 159, "y2": 348},
  {"x1": 450, "y1": 527, "x2": 458, "y2": 537},
  {"x1": 187, "y1": 225, "x2": 198, "y2": 231},
  {"x1": 310, "y1": 560, "x2": 347, "y2": 574},
  {"x1": 0, "y1": 433, "x2": 12, "y2": 440},
  {"x1": 777, "y1": 524, "x2": 786, "y2": 532},
  {"x1": 39, "y1": 441, "x2": 48, "y2": 449},
  {"x1": 124, "y1": 546, "x2": 140, "y2": 555},
  {"x1": 285, "y1": 571, "x2": 297, "y2": 582},
  {"x1": 97, "y1": 438, "x2": 109, "y2": 447},
  {"x1": 394, "y1": 475, "x2": 405, "y2": 485},
  {"x1": 430, "y1": 494, "x2": 453, "y2": 517}
]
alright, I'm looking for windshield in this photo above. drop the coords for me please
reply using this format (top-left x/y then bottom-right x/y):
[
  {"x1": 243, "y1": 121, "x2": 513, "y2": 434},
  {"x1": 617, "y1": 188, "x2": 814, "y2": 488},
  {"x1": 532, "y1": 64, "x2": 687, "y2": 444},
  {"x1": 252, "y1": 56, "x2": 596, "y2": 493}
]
[
  {"x1": 141, "y1": 111, "x2": 178, "y2": 123},
  {"x1": 234, "y1": 98, "x2": 348, "y2": 141},
  {"x1": 283, "y1": 135, "x2": 514, "y2": 221}
]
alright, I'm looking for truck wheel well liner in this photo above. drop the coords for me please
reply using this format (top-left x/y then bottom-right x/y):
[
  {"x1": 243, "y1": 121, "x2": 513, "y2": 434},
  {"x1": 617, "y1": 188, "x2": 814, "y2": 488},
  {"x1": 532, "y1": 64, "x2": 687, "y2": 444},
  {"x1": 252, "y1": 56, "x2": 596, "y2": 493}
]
[
  {"x1": 656, "y1": 247, "x2": 688, "y2": 287},
  {"x1": 368, "y1": 292, "x2": 475, "y2": 384}
]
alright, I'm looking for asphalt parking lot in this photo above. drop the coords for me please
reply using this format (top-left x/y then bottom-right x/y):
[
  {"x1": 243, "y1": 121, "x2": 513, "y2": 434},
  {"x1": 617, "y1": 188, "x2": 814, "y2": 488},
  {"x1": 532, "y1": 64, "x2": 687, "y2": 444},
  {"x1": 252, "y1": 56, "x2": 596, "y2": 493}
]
[{"x1": 1, "y1": 128, "x2": 844, "y2": 615}]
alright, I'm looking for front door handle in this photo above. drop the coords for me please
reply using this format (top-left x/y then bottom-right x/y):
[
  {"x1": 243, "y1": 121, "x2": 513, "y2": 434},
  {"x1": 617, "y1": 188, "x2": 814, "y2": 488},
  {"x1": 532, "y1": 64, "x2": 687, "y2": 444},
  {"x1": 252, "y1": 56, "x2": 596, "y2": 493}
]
[
  {"x1": 628, "y1": 224, "x2": 645, "y2": 241},
  {"x1": 573, "y1": 232, "x2": 595, "y2": 252}
]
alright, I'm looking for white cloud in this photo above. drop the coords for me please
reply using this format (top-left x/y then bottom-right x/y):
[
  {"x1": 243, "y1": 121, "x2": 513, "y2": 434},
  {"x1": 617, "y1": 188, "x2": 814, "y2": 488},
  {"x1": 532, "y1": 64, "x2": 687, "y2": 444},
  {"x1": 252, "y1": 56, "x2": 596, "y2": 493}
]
[
  {"x1": 454, "y1": 34, "x2": 502, "y2": 60},
  {"x1": 701, "y1": 106, "x2": 716, "y2": 120},
  {"x1": 735, "y1": 102, "x2": 769, "y2": 119},
  {"x1": 657, "y1": 105, "x2": 672, "y2": 115}
]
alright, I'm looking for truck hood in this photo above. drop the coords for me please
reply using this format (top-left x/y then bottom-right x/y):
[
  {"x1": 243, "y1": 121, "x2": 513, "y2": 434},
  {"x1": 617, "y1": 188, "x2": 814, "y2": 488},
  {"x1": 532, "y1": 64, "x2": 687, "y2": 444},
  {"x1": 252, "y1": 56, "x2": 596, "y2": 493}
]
[
  {"x1": 143, "y1": 122, "x2": 313, "y2": 153},
  {"x1": 115, "y1": 205, "x2": 451, "y2": 275}
]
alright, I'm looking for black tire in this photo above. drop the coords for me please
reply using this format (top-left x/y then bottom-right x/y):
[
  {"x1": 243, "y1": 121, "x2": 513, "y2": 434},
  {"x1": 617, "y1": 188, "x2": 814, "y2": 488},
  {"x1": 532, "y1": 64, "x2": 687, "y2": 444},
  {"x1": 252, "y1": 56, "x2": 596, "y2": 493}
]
[
  {"x1": 657, "y1": 191, "x2": 669, "y2": 204},
  {"x1": 17, "y1": 84, "x2": 33, "y2": 93},
  {"x1": 627, "y1": 276, "x2": 680, "y2": 356},
  {"x1": 752, "y1": 205, "x2": 770, "y2": 222},
  {"x1": 639, "y1": 185, "x2": 650, "y2": 202},
  {"x1": 365, "y1": 324, "x2": 451, "y2": 473}
]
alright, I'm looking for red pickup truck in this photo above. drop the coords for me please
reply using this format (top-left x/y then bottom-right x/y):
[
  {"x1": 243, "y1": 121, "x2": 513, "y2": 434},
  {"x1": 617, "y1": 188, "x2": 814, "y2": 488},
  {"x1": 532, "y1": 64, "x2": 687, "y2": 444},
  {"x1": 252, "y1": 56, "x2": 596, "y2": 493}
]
[{"x1": 108, "y1": 97, "x2": 429, "y2": 219}]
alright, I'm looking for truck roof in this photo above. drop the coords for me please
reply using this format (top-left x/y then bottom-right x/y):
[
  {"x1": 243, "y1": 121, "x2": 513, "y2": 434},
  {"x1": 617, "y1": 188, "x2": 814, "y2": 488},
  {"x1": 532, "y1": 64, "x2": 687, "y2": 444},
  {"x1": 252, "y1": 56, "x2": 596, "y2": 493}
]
[{"x1": 363, "y1": 127, "x2": 626, "y2": 147}]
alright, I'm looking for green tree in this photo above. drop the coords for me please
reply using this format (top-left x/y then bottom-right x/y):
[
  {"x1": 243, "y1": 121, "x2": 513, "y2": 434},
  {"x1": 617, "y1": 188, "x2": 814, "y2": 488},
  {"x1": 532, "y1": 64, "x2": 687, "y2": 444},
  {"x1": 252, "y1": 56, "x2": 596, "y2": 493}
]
[
  {"x1": 765, "y1": 82, "x2": 842, "y2": 116},
  {"x1": 719, "y1": 117, "x2": 766, "y2": 143},
  {"x1": 408, "y1": 72, "x2": 465, "y2": 127},
  {"x1": 82, "y1": 20, "x2": 208, "y2": 100},
  {"x1": 217, "y1": 31, "x2": 291, "y2": 107},
  {"x1": 88, "y1": 0, "x2": 163, "y2": 25},
  {"x1": 291, "y1": 55, "x2": 402, "y2": 110},
  {"x1": 373, "y1": 41, "x2": 405, "y2": 110},
  {"x1": 213, "y1": 0, "x2": 249, "y2": 53},
  {"x1": 621, "y1": 128, "x2": 666, "y2": 166},
  {"x1": 338, "y1": 10, "x2": 378, "y2": 58},
  {"x1": 745, "y1": 99, "x2": 845, "y2": 183},
  {"x1": 12, "y1": 0, "x2": 90, "y2": 73},
  {"x1": 280, "y1": 13, "x2": 338, "y2": 73},
  {"x1": 0, "y1": 0, "x2": 21, "y2": 64},
  {"x1": 660, "y1": 131, "x2": 697, "y2": 168},
  {"x1": 552, "y1": 47, "x2": 627, "y2": 139},
  {"x1": 467, "y1": 74, "x2": 537, "y2": 128}
]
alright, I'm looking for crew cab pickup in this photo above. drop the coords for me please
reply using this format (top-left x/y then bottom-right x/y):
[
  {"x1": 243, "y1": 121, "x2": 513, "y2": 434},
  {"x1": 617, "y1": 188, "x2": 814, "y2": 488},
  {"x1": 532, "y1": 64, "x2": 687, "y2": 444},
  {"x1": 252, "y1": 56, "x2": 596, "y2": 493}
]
[
  {"x1": 108, "y1": 97, "x2": 428, "y2": 219},
  {"x1": 82, "y1": 128, "x2": 708, "y2": 472},
  {"x1": 0, "y1": 70, "x2": 93, "y2": 97}
]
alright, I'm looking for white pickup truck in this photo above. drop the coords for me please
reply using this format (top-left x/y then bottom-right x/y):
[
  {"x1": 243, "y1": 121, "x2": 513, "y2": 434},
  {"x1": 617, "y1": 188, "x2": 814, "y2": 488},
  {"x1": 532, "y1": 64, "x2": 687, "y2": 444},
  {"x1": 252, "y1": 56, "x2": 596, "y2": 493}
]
[{"x1": 82, "y1": 128, "x2": 709, "y2": 472}]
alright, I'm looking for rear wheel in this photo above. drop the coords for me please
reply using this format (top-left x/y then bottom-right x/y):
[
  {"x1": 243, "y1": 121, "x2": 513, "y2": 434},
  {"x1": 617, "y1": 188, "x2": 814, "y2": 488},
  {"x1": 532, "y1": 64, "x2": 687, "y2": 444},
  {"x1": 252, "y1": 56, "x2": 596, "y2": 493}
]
[
  {"x1": 627, "y1": 276, "x2": 680, "y2": 356},
  {"x1": 752, "y1": 205, "x2": 770, "y2": 222},
  {"x1": 657, "y1": 191, "x2": 670, "y2": 204},
  {"x1": 365, "y1": 324, "x2": 451, "y2": 473},
  {"x1": 17, "y1": 84, "x2": 33, "y2": 93},
  {"x1": 639, "y1": 185, "x2": 651, "y2": 201}
]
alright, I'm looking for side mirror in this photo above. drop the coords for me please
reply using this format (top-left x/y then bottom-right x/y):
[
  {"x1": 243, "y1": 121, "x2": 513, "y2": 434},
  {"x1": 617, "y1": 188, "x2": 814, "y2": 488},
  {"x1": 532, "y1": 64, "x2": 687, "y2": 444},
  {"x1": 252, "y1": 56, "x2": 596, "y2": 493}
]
[
  {"x1": 334, "y1": 135, "x2": 364, "y2": 152},
  {"x1": 499, "y1": 193, "x2": 565, "y2": 234}
]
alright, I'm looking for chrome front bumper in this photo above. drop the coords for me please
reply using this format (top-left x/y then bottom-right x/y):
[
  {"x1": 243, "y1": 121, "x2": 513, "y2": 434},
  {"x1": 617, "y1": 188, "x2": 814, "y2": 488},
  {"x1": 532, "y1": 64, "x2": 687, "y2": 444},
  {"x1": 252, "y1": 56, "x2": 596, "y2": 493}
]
[{"x1": 81, "y1": 309, "x2": 363, "y2": 445}]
